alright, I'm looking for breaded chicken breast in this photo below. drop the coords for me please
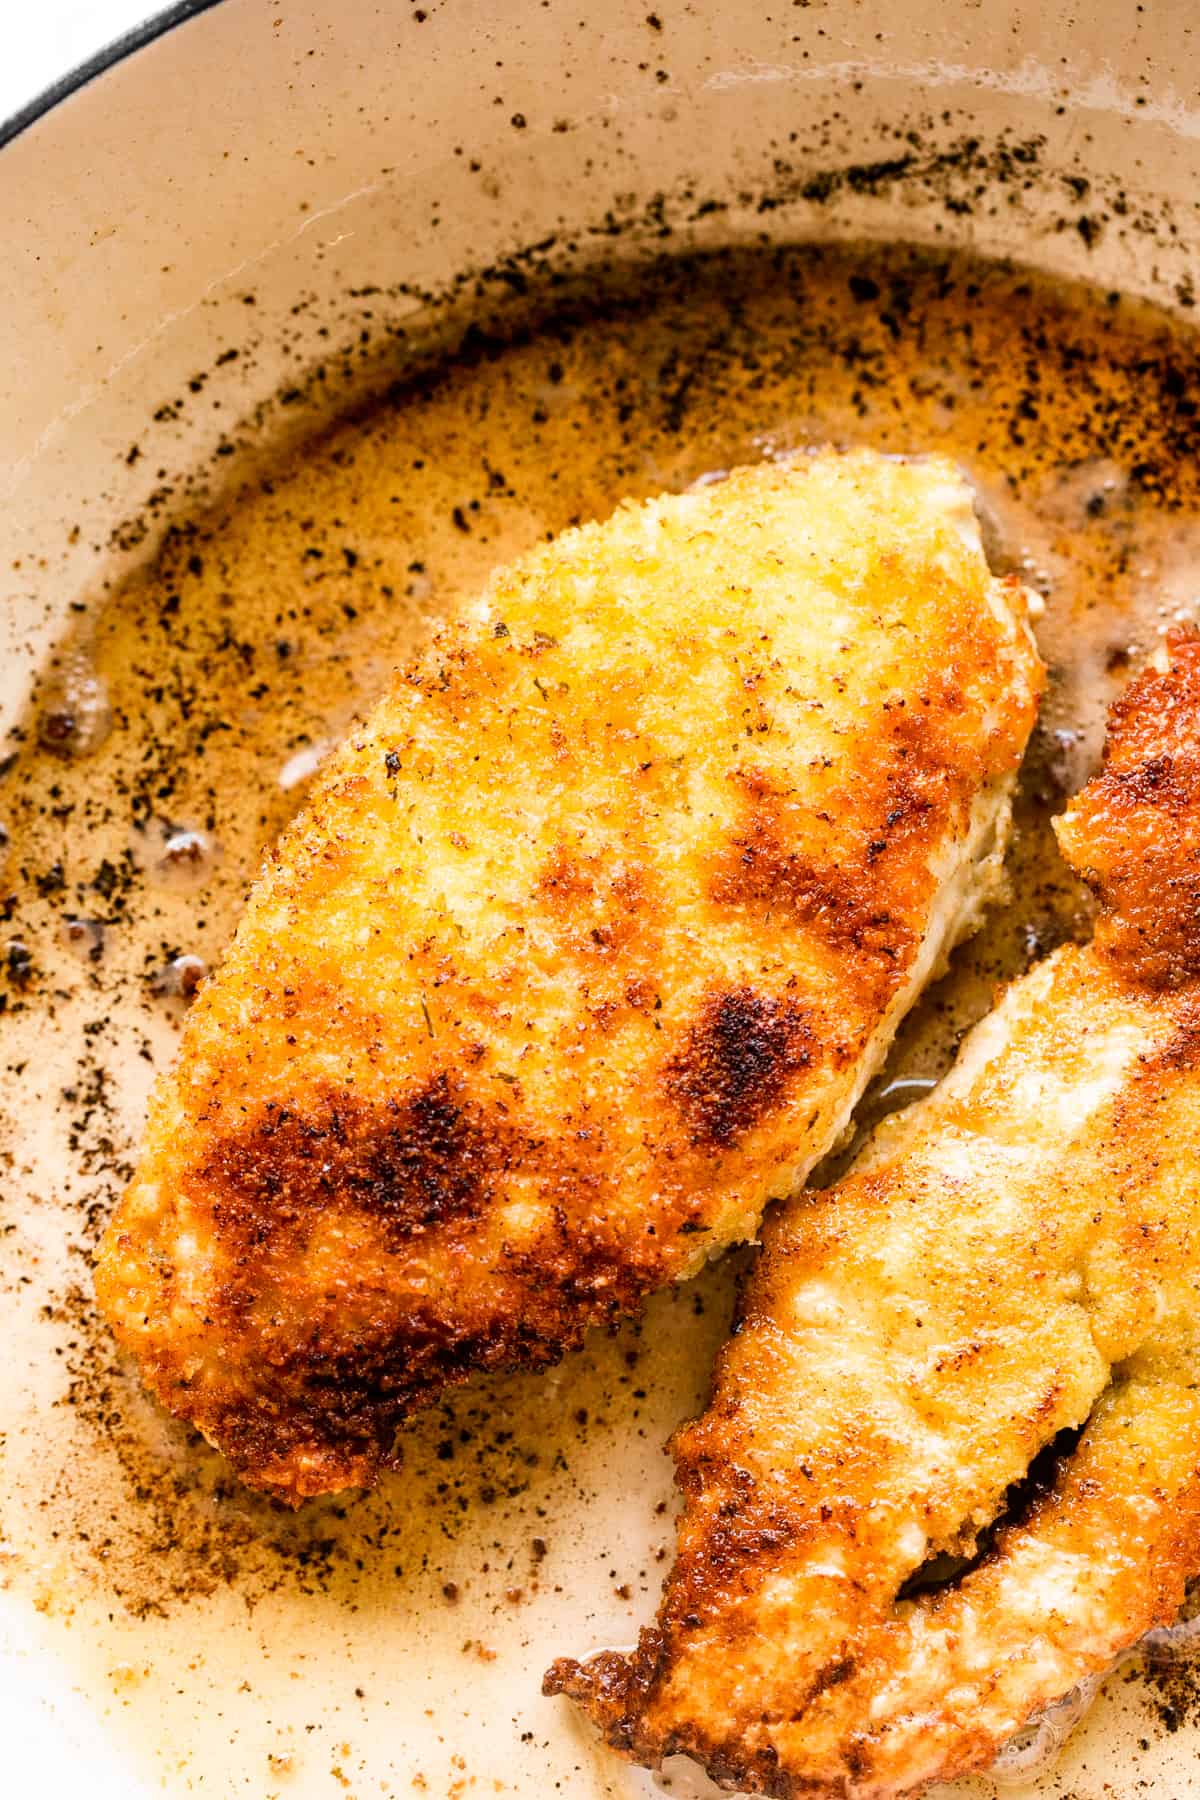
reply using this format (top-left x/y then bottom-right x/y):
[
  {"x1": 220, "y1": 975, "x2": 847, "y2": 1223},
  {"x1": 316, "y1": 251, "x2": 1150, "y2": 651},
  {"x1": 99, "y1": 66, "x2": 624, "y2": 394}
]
[
  {"x1": 95, "y1": 451, "x2": 1041, "y2": 1502},
  {"x1": 546, "y1": 627, "x2": 1200, "y2": 1798}
]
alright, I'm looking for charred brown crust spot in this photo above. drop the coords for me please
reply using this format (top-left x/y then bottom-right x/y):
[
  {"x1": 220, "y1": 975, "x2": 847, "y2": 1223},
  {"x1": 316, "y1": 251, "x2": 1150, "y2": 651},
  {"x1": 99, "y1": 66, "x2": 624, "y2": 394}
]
[
  {"x1": 202, "y1": 1309, "x2": 567, "y2": 1499},
  {"x1": 1057, "y1": 627, "x2": 1200, "y2": 989},
  {"x1": 665, "y1": 988, "x2": 814, "y2": 1149},
  {"x1": 711, "y1": 807, "x2": 909, "y2": 965},
  {"x1": 707, "y1": 738, "x2": 963, "y2": 1015},
  {"x1": 806, "y1": 1655, "x2": 857, "y2": 1701},
  {"x1": 172, "y1": 1088, "x2": 694, "y2": 1498},
  {"x1": 197, "y1": 1225, "x2": 674, "y2": 1501},
  {"x1": 200, "y1": 1071, "x2": 502, "y2": 1254}
]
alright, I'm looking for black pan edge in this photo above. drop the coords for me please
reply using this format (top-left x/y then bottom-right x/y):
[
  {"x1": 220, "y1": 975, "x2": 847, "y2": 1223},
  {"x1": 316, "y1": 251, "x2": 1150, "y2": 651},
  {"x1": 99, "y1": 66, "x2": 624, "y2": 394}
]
[{"x1": 0, "y1": 0, "x2": 228, "y2": 151}]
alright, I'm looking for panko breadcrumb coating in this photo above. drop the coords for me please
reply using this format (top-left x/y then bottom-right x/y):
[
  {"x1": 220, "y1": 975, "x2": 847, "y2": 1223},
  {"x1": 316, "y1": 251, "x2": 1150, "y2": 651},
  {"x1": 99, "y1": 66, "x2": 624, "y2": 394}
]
[
  {"x1": 96, "y1": 451, "x2": 1041, "y2": 1502},
  {"x1": 547, "y1": 630, "x2": 1200, "y2": 1799}
]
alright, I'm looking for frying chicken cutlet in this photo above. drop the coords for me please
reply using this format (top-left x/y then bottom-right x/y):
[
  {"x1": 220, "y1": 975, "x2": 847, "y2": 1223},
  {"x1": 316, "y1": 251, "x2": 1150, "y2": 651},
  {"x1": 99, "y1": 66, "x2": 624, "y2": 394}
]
[
  {"x1": 546, "y1": 626, "x2": 1200, "y2": 1799},
  {"x1": 95, "y1": 451, "x2": 1041, "y2": 1503}
]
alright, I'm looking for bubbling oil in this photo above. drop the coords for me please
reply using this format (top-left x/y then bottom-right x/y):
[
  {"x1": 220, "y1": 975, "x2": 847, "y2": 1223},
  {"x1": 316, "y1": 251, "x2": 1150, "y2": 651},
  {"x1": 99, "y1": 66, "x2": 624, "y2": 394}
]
[{"x1": 2, "y1": 243, "x2": 1200, "y2": 1799}]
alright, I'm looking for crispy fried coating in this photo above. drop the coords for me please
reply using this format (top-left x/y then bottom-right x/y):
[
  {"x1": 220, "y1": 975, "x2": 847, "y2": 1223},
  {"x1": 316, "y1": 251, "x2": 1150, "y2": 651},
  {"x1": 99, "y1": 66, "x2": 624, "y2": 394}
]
[
  {"x1": 95, "y1": 451, "x2": 1041, "y2": 1502},
  {"x1": 546, "y1": 628, "x2": 1200, "y2": 1798}
]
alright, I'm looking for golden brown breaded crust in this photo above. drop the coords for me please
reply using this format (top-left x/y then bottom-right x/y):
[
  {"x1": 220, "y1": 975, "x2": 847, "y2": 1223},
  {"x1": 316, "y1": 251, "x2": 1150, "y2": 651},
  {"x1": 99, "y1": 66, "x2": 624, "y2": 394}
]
[
  {"x1": 546, "y1": 630, "x2": 1200, "y2": 1798},
  {"x1": 95, "y1": 451, "x2": 1041, "y2": 1502},
  {"x1": 1055, "y1": 625, "x2": 1200, "y2": 988}
]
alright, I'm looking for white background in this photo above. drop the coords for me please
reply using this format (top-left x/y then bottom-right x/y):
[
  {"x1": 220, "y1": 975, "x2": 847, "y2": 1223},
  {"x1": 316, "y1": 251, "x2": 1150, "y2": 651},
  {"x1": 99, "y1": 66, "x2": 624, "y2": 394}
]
[{"x1": 3, "y1": 2, "x2": 165, "y2": 128}]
